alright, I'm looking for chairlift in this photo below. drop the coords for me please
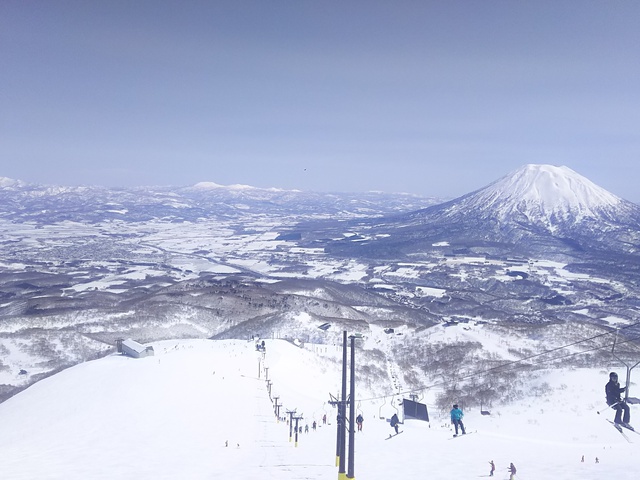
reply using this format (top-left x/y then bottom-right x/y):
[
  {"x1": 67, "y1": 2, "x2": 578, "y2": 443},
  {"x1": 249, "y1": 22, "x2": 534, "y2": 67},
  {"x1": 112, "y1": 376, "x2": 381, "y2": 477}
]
[
  {"x1": 378, "y1": 395, "x2": 387, "y2": 420},
  {"x1": 611, "y1": 329, "x2": 640, "y2": 402},
  {"x1": 390, "y1": 397, "x2": 400, "y2": 417}
]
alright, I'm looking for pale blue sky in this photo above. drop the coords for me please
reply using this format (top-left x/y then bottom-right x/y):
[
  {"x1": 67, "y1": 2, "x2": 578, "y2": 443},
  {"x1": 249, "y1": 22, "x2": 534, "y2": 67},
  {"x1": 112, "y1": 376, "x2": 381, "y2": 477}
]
[{"x1": 1, "y1": 1, "x2": 639, "y2": 200}]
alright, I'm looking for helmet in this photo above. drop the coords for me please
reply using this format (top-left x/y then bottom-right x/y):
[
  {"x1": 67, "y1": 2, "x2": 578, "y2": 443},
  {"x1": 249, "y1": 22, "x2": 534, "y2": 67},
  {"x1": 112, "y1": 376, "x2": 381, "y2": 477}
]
[
  {"x1": 453, "y1": 404, "x2": 458, "y2": 409},
  {"x1": 610, "y1": 372, "x2": 618, "y2": 380}
]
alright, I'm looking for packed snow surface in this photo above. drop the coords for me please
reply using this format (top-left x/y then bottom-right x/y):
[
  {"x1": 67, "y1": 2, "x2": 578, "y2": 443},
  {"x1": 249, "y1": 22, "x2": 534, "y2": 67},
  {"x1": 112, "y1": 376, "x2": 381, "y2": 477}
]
[{"x1": 0, "y1": 339, "x2": 638, "y2": 480}]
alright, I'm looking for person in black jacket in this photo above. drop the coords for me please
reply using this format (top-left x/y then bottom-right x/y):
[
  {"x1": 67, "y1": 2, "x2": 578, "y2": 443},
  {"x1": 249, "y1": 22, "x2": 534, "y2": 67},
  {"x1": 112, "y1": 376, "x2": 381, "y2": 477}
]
[
  {"x1": 390, "y1": 413, "x2": 400, "y2": 434},
  {"x1": 606, "y1": 371, "x2": 631, "y2": 425},
  {"x1": 356, "y1": 413, "x2": 364, "y2": 431}
]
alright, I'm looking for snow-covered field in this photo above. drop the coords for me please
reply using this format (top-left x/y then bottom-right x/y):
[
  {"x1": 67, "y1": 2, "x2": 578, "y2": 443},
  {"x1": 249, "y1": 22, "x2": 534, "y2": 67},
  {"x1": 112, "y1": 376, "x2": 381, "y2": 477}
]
[
  {"x1": 0, "y1": 215, "x2": 624, "y2": 298},
  {"x1": 0, "y1": 338, "x2": 637, "y2": 480}
]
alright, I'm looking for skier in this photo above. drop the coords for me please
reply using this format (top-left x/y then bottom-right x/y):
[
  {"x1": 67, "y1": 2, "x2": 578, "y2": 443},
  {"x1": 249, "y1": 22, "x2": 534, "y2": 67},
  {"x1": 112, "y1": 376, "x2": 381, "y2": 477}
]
[
  {"x1": 356, "y1": 413, "x2": 364, "y2": 432},
  {"x1": 508, "y1": 462, "x2": 517, "y2": 480},
  {"x1": 390, "y1": 413, "x2": 400, "y2": 434},
  {"x1": 489, "y1": 460, "x2": 495, "y2": 476},
  {"x1": 450, "y1": 404, "x2": 466, "y2": 436},
  {"x1": 605, "y1": 372, "x2": 631, "y2": 426}
]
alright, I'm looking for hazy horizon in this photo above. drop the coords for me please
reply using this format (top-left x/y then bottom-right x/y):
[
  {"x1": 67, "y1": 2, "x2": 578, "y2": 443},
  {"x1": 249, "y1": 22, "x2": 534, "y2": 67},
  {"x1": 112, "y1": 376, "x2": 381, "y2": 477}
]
[{"x1": 2, "y1": 1, "x2": 639, "y2": 200}]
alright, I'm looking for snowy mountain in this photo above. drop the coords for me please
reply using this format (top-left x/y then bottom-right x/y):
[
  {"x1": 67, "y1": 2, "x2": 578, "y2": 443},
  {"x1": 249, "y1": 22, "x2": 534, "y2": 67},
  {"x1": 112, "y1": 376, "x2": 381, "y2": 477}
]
[
  {"x1": 0, "y1": 176, "x2": 440, "y2": 223},
  {"x1": 448, "y1": 164, "x2": 630, "y2": 224},
  {"x1": 0, "y1": 176, "x2": 25, "y2": 188},
  {"x1": 320, "y1": 164, "x2": 640, "y2": 258}
]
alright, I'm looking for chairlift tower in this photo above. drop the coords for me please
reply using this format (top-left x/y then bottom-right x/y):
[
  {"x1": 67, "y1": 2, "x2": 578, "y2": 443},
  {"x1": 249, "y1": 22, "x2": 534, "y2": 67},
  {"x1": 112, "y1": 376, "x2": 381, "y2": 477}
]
[
  {"x1": 286, "y1": 409, "x2": 296, "y2": 442},
  {"x1": 329, "y1": 331, "x2": 360, "y2": 480},
  {"x1": 293, "y1": 414, "x2": 304, "y2": 447}
]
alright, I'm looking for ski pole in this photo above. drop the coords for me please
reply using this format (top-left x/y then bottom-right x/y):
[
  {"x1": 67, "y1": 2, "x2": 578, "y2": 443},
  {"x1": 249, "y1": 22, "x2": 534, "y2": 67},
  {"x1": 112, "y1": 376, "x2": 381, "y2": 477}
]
[{"x1": 597, "y1": 401, "x2": 620, "y2": 415}]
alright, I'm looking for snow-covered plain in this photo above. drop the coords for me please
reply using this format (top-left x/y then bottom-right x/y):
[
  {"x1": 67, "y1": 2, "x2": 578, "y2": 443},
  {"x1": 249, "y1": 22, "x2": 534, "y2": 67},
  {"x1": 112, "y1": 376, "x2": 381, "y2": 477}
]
[
  {"x1": 0, "y1": 337, "x2": 638, "y2": 480},
  {"x1": 2, "y1": 214, "x2": 622, "y2": 294}
]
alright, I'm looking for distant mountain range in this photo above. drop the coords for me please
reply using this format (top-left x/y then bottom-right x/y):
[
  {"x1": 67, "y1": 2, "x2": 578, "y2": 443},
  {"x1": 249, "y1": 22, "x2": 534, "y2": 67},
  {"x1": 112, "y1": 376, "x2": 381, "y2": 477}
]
[
  {"x1": 4, "y1": 164, "x2": 640, "y2": 259},
  {"x1": 0, "y1": 176, "x2": 441, "y2": 223},
  {"x1": 4, "y1": 163, "x2": 640, "y2": 268}
]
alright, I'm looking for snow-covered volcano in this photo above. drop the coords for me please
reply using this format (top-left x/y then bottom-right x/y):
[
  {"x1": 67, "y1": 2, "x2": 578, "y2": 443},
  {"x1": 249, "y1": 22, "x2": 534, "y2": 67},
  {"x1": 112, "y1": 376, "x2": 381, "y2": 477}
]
[
  {"x1": 422, "y1": 164, "x2": 640, "y2": 230},
  {"x1": 418, "y1": 164, "x2": 640, "y2": 255},
  {"x1": 466, "y1": 164, "x2": 624, "y2": 223},
  {"x1": 324, "y1": 164, "x2": 640, "y2": 258},
  {"x1": 416, "y1": 163, "x2": 640, "y2": 233}
]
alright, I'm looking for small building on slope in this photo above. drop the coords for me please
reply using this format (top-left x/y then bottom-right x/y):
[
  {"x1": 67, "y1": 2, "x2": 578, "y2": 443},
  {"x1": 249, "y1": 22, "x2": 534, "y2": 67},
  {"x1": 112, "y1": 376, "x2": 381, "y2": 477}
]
[{"x1": 116, "y1": 338, "x2": 154, "y2": 358}]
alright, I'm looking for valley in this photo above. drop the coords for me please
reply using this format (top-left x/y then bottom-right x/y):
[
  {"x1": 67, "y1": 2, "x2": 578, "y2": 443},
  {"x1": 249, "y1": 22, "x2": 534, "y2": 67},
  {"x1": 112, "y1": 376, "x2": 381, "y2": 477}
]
[
  {"x1": 1, "y1": 212, "x2": 636, "y2": 404},
  {"x1": 1, "y1": 165, "x2": 640, "y2": 407}
]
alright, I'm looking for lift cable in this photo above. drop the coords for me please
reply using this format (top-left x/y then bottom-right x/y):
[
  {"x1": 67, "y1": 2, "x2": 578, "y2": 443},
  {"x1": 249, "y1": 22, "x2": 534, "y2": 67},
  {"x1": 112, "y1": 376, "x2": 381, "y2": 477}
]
[{"x1": 358, "y1": 320, "x2": 640, "y2": 403}]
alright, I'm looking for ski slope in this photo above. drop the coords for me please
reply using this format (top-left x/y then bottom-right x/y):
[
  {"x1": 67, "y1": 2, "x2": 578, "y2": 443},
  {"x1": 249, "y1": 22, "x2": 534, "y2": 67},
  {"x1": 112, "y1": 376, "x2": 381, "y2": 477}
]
[{"x1": 0, "y1": 339, "x2": 638, "y2": 480}]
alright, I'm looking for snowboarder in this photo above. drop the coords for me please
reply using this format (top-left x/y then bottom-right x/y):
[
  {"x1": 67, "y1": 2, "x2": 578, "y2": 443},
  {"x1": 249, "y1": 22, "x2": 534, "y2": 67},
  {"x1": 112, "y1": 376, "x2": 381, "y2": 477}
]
[
  {"x1": 489, "y1": 460, "x2": 495, "y2": 476},
  {"x1": 356, "y1": 413, "x2": 364, "y2": 431},
  {"x1": 605, "y1": 372, "x2": 631, "y2": 426},
  {"x1": 450, "y1": 404, "x2": 466, "y2": 436},
  {"x1": 390, "y1": 413, "x2": 400, "y2": 434},
  {"x1": 508, "y1": 462, "x2": 517, "y2": 480}
]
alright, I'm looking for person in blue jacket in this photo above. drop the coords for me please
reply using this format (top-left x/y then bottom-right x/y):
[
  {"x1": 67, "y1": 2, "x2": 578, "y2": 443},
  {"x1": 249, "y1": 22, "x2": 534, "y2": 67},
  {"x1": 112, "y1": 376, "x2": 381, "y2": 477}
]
[{"x1": 450, "y1": 404, "x2": 466, "y2": 436}]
